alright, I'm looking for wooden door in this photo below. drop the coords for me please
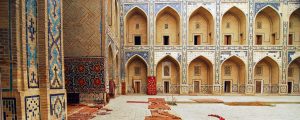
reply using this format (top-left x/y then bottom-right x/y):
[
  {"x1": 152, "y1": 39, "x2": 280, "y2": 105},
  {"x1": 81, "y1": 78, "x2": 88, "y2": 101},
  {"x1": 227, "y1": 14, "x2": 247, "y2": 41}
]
[
  {"x1": 256, "y1": 35, "x2": 262, "y2": 45},
  {"x1": 164, "y1": 81, "x2": 169, "y2": 93},
  {"x1": 289, "y1": 34, "x2": 293, "y2": 45},
  {"x1": 194, "y1": 81, "x2": 200, "y2": 93},
  {"x1": 224, "y1": 35, "x2": 231, "y2": 45},
  {"x1": 256, "y1": 81, "x2": 262, "y2": 93},
  {"x1": 135, "y1": 81, "x2": 141, "y2": 93}
]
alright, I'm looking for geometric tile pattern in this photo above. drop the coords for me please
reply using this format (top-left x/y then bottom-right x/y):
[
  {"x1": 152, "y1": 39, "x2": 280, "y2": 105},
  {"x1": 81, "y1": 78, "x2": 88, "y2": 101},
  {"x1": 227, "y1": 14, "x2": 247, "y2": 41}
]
[
  {"x1": 50, "y1": 94, "x2": 66, "y2": 120},
  {"x1": 25, "y1": 95, "x2": 40, "y2": 120},
  {"x1": 26, "y1": 0, "x2": 39, "y2": 88},
  {"x1": 64, "y1": 57, "x2": 105, "y2": 93},
  {"x1": 155, "y1": 3, "x2": 181, "y2": 15},
  {"x1": 2, "y1": 98, "x2": 17, "y2": 120},
  {"x1": 124, "y1": 3, "x2": 148, "y2": 15},
  {"x1": 220, "y1": 51, "x2": 247, "y2": 63},
  {"x1": 255, "y1": 3, "x2": 279, "y2": 14},
  {"x1": 125, "y1": 51, "x2": 149, "y2": 63},
  {"x1": 48, "y1": 0, "x2": 63, "y2": 89}
]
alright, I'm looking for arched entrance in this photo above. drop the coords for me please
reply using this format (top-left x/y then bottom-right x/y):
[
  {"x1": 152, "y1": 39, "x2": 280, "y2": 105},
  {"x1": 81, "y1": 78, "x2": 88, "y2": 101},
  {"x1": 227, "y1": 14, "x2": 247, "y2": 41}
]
[
  {"x1": 114, "y1": 53, "x2": 120, "y2": 94},
  {"x1": 254, "y1": 57, "x2": 279, "y2": 94},
  {"x1": 125, "y1": 7, "x2": 148, "y2": 45},
  {"x1": 222, "y1": 7, "x2": 246, "y2": 45},
  {"x1": 156, "y1": 7, "x2": 180, "y2": 45},
  {"x1": 189, "y1": 7, "x2": 214, "y2": 45},
  {"x1": 221, "y1": 56, "x2": 246, "y2": 94},
  {"x1": 108, "y1": 46, "x2": 114, "y2": 81},
  {"x1": 126, "y1": 55, "x2": 148, "y2": 94},
  {"x1": 188, "y1": 56, "x2": 213, "y2": 94},
  {"x1": 156, "y1": 56, "x2": 180, "y2": 94},
  {"x1": 289, "y1": 8, "x2": 300, "y2": 46},
  {"x1": 288, "y1": 57, "x2": 300, "y2": 94},
  {"x1": 255, "y1": 6, "x2": 280, "y2": 45}
]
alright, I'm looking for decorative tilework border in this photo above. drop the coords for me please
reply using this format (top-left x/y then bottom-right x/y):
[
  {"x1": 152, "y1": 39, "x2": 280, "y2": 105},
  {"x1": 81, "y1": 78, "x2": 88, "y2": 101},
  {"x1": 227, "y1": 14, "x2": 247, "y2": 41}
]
[
  {"x1": 48, "y1": 0, "x2": 63, "y2": 89},
  {"x1": 25, "y1": 95, "x2": 40, "y2": 120},
  {"x1": 50, "y1": 94, "x2": 66, "y2": 120},
  {"x1": 2, "y1": 98, "x2": 17, "y2": 120},
  {"x1": 254, "y1": 3, "x2": 279, "y2": 14},
  {"x1": 26, "y1": 0, "x2": 39, "y2": 88},
  {"x1": 124, "y1": 3, "x2": 148, "y2": 16},
  {"x1": 155, "y1": 3, "x2": 181, "y2": 15},
  {"x1": 125, "y1": 51, "x2": 149, "y2": 63}
]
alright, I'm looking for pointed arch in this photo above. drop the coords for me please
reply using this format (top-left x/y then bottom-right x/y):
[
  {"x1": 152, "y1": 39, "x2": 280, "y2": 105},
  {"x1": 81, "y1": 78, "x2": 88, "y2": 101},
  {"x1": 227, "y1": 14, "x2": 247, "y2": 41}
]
[
  {"x1": 125, "y1": 55, "x2": 148, "y2": 94},
  {"x1": 188, "y1": 56, "x2": 214, "y2": 94},
  {"x1": 124, "y1": 6, "x2": 148, "y2": 20},
  {"x1": 156, "y1": 6, "x2": 180, "y2": 45},
  {"x1": 288, "y1": 8, "x2": 300, "y2": 45},
  {"x1": 189, "y1": 7, "x2": 215, "y2": 45},
  {"x1": 125, "y1": 7, "x2": 148, "y2": 46},
  {"x1": 287, "y1": 57, "x2": 300, "y2": 94},
  {"x1": 156, "y1": 55, "x2": 181, "y2": 67},
  {"x1": 108, "y1": 45, "x2": 114, "y2": 81},
  {"x1": 254, "y1": 6, "x2": 281, "y2": 45},
  {"x1": 254, "y1": 56, "x2": 280, "y2": 94},
  {"x1": 125, "y1": 54, "x2": 148, "y2": 69},
  {"x1": 221, "y1": 56, "x2": 246, "y2": 93},
  {"x1": 221, "y1": 6, "x2": 247, "y2": 45},
  {"x1": 156, "y1": 55, "x2": 180, "y2": 94}
]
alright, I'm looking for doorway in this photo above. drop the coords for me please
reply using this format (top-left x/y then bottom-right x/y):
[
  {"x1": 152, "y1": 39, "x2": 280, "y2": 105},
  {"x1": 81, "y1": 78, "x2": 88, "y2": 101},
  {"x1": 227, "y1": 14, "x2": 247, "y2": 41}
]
[
  {"x1": 134, "y1": 36, "x2": 141, "y2": 45},
  {"x1": 134, "y1": 80, "x2": 141, "y2": 93},
  {"x1": 163, "y1": 36, "x2": 169, "y2": 45},
  {"x1": 194, "y1": 35, "x2": 201, "y2": 45},
  {"x1": 224, "y1": 35, "x2": 231, "y2": 45},
  {"x1": 256, "y1": 35, "x2": 262, "y2": 45},
  {"x1": 255, "y1": 80, "x2": 262, "y2": 94},
  {"x1": 164, "y1": 81, "x2": 170, "y2": 93},
  {"x1": 289, "y1": 34, "x2": 293, "y2": 45},
  {"x1": 224, "y1": 81, "x2": 231, "y2": 93},
  {"x1": 194, "y1": 81, "x2": 200, "y2": 93},
  {"x1": 288, "y1": 82, "x2": 293, "y2": 94}
]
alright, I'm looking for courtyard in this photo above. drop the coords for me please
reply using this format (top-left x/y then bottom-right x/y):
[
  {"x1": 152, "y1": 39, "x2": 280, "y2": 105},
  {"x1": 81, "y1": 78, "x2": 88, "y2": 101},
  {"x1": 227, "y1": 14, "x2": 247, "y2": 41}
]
[{"x1": 93, "y1": 95, "x2": 300, "y2": 120}]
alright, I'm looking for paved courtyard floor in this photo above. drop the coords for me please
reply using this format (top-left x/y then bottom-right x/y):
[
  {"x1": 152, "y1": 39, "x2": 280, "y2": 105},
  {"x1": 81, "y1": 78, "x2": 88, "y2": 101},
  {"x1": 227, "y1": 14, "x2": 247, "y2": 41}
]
[{"x1": 92, "y1": 95, "x2": 300, "y2": 120}]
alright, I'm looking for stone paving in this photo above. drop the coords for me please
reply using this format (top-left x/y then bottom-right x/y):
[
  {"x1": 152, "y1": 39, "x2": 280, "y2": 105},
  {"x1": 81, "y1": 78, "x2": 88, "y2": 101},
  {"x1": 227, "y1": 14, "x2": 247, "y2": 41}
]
[{"x1": 92, "y1": 95, "x2": 300, "y2": 120}]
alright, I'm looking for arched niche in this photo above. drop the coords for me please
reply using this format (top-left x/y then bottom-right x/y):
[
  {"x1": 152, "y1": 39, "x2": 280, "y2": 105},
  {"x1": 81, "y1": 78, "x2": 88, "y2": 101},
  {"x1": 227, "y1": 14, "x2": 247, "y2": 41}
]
[
  {"x1": 254, "y1": 57, "x2": 279, "y2": 94},
  {"x1": 221, "y1": 7, "x2": 246, "y2": 45},
  {"x1": 188, "y1": 56, "x2": 213, "y2": 94},
  {"x1": 289, "y1": 8, "x2": 300, "y2": 46},
  {"x1": 126, "y1": 55, "x2": 148, "y2": 94},
  {"x1": 156, "y1": 7, "x2": 180, "y2": 45},
  {"x1": 287, "y1": 57, "x2": 300, "y2": 94},
  {"x1": 156, "y1": 55, "x2": 180, "y2": 94},
  {"x1": 125, "y1": 7, "x2": 148, "y2": 46},
  {"x1": 221, "y1": 56, "x2": 246, "y2": 94},
  {"x1": 189, "y1": 7, "x2": 214, "y2": 45},
  {"x1": 255, "y1": 6, "x2": 280, "y2": 45}
]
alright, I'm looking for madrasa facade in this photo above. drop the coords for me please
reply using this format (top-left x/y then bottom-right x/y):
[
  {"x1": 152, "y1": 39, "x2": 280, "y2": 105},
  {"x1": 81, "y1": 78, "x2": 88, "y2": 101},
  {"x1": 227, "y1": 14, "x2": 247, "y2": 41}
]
[
  {"x1": 116, "y1": 0, "x2": 300, "y2": 95},
  {"x1": 0, "y1": 0, "x2": 300, "y2": 119}
]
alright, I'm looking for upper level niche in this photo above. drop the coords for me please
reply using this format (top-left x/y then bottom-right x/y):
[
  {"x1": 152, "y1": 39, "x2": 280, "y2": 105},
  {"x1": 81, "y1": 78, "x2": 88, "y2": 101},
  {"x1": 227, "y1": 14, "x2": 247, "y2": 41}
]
[
  {"x1": 221, "y1": 7, "x2": 246, "y2": 45},
  {"x1": 289, "y1": 8, "x2": 300, "y2": 46},
  {"x1": 156, "y1": 7, "x2": 180, "y2": 45},
  {"x1": 189, "y1": 7, "x2": 214, "y2": 45},
  {"x1": 125, "y1": 7, "x2": 148, "y2": 46},
  {"x1": 255, "y1": 6, "x2": 280, "y2": 45}
]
